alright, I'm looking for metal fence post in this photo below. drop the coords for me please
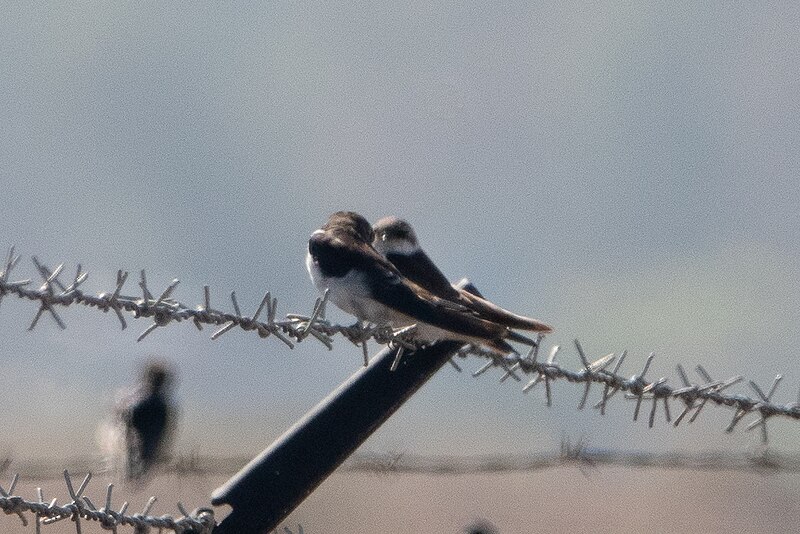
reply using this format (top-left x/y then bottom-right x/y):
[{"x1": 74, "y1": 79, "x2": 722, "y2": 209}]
[
  {"x1": 210, "y1": 283, "x2": 475, "y2": 533},
  {"x1": 211, "y1": 340, "x2": 462, "y2": 533}
]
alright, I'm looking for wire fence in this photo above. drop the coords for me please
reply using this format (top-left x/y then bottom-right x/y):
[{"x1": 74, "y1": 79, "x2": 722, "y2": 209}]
[
  {"x1": 7, "y1": 445, "x2": 800, "y2": 481},
  {"x1": 0, "y1": 469, "x2": 215, "y2": 534},
  {"x1": 2, "y1": 247, "x2": 800, "y2": 532},
  {"x1": 344, "y1": 443, "x2": 800, "y2": 475},
  {"x1": 2, "y1": 247, "x2": 798, "y2": 434},
  {"x1": 2, "y1": 446, "x2": 799, "y2": 533}
]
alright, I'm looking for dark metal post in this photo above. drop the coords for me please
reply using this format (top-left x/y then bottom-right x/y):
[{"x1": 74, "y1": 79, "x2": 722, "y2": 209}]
[{"x1": 210, "y1": 284, "x2": 476, "y2": 533}]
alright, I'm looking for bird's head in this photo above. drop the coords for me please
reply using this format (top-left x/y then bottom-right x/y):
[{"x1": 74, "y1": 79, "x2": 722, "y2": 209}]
[
  {"x1": 372, "y1": 216, "x2": 420, "y2": 256},
  {"x1": 322, "y1": 211, "x2": 375, "y2": 244}
]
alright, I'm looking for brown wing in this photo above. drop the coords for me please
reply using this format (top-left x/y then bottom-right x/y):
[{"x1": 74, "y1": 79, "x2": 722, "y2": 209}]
[
  {"x1": 458, "y1": 290, "x2": 553, "y2": 333},
  {"x1": 311, "y1": 227, "x2": 514, "y2": 340},
  {"x1": 381, "y1": 246, "x2": 552, "y2": 334},
  {"x1": 384, "y1": 250, "x2": 462, "y2": 302},
  {"x1": 339, "y1": 241, "x2": 506, "y2": 340}
]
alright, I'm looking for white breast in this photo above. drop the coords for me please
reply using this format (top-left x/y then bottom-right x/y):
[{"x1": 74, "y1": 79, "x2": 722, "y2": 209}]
[
  {"x1": 306, "y1": 251, "x2": 393, "y2": 324},
  {"x1": 305, "y1": 250, "x2": 327, "y2": 293},
  {"x1": 306, "y1": 251, "x2": 490, "y2": 346}
]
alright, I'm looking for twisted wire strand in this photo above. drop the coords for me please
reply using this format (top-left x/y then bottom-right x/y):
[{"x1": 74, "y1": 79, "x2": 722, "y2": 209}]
[
  {"x1": 0, "y1": 470, "x2": 214, "y2": 533},
  {"x1": 2, "y1": 248, "x2": 799, "y2": 441},
  {"x1": 463, "y1": 340, "x2": 800, "y2": 440},
  {"x1": 0, "y1": 248, "x2": 411, "y2": 351},
  {"x1": 345, "y1": 445, "x2": 800, "y2": 475},
  {"x1": 2, "y1": 248, "x2": 800, "y2": 531}
]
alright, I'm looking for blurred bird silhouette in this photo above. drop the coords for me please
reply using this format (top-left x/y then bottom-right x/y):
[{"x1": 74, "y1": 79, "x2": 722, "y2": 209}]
[{"x1": 98, "y1": 359, "x2": 177, "y2": 482}]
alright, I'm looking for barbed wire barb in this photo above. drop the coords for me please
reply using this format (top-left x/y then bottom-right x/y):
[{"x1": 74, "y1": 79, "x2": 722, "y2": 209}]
[
  {"x1": 3, "y1": 250, "x2": 800, "y2": 433},
  {"x1": 1, "y1": 467, "x2": 215, "y2": 533},
  {"x1": 0, "y1": 247, "x2": 28, "y2": 312},
  {"x1": 1, "y1": 248, "x2": 800, "y2": 451},
  {"x1": 0, "y1": 473, "x2": 26, "y2": 526},
  {"x1": 99, "y1": 270, "x2": 130, "y2": 330}
]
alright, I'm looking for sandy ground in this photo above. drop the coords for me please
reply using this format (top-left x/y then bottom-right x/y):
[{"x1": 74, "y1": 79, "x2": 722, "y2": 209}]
[{"x1": 4, "y1": 466, "x2": 800, "y2": 533}]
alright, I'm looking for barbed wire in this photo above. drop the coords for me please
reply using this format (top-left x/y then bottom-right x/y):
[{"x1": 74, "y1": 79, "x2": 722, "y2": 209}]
[
  {"x1": 2, "y1": 445, "x2": 797, "y2": 533},
  {"x1": 4, "y1": 445, "x2": 799, "y2": 486},
  {"x1": 0, "y1": 469, "x2": 214, "y2": 533},
  {"x1": 0, "y1": 247, "x2": 413, "y2": 355},
  {"x1": 465, "y1": 339, "x2": 800, "y2": 442},
  {"x1": 1, "y1": 248, "x2": 799, "y2": 441},
  {"x1": 345, "y1": 443, "x2": 800, "y2": 475},
  {"x1": 2, "y1": 247, "x2": 800, "y2": 530},
  {"x1": 0, "y1": 466, "x2": 308, "y2": 533}
]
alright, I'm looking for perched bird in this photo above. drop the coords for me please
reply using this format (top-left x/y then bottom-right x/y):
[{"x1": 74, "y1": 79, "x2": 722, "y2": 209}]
[
  {"x1": 372, "y1": 216, "x2": 553, "y2": 334},
  {"x1": 306, "y1": 211, "x2": 525, "y2": 352}
]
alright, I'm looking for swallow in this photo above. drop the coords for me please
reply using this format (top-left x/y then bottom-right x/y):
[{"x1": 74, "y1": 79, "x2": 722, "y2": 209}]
[
  {"x1": 372, "y1": 216, "x2": 553, "y2": 335},
  {"x1": 306, "y1": 211, "x2": 523, "y2": 352}
]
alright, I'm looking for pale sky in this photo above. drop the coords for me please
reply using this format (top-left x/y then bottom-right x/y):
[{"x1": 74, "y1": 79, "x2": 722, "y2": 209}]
[{"x1": 2, "y1": 3, "x2": 799, "y2": 464}]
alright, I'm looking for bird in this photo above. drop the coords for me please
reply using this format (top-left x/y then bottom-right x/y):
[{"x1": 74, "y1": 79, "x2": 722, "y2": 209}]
[
  {"x1": 98, "y1": 360, "x2": 177, "y2": 482},
  {"x1": 372, "y1": 216, "x2": 553, "y2": 335},
  {"x1": 306, "y1": 211, "x2": 528, "y2": 352}
]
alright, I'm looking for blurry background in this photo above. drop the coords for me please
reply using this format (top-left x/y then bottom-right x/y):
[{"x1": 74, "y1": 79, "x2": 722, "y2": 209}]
[{"x1": 1, "y1": 2, "x2": 799, "y2": 530}]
